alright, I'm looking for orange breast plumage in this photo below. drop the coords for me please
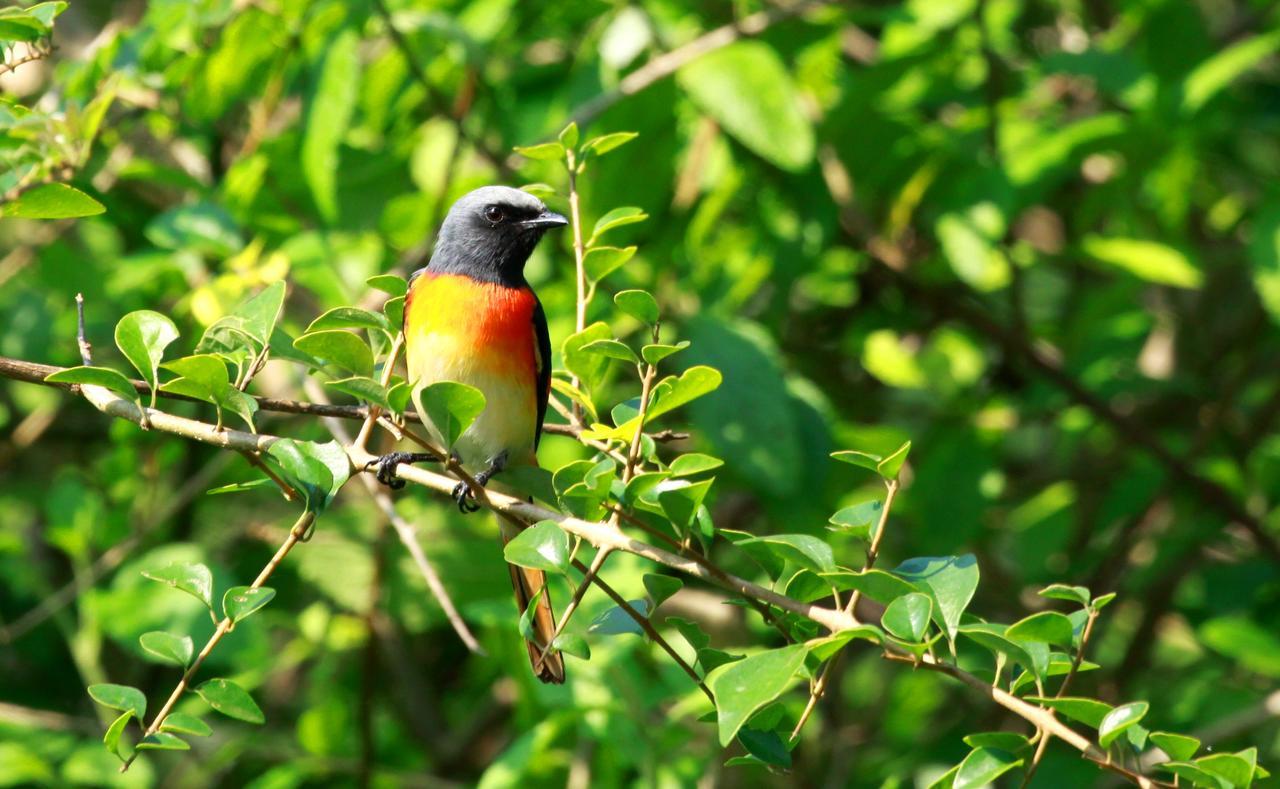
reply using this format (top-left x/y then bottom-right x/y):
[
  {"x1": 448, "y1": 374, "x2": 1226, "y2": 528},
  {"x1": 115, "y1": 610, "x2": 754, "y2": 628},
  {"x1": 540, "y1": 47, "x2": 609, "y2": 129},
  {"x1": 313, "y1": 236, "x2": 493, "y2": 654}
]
[{"x1": 403, "y1": 272, "x2": 539, "y2": 468}]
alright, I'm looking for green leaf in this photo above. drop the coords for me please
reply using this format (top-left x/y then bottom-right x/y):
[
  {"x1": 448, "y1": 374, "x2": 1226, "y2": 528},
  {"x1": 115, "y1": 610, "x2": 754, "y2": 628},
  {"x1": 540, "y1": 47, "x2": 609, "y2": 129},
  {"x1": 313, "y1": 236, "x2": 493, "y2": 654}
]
[
  {"x1": 657, "y1": 478, "x2": 714, "y2": 533},
  {"x1": 384, "y1": 295, "x2": 405, "y2": 328},
  {"x1": 805, "y1": 625, "x2": 883, "y2": 662},
  {"x1": 580, "y1": 338, "x2": 639, "y2": 363},
  {"x1": 588, "y1": 206, "x2": 648, "y2": 245},
  {"x1": 142, "y1": 562, "x2": 214, "y2": 611},
  {"x1": 876, "y1": 440, "x2": 911, "y2": 480},
  {"x1": 366, "y1": 274, "x2": 408, "y2": 297},
  {"x1": 1038, "y1": 584, "x2": 1091, "y2": 606},
  {"x1": 26, "y1": 2, "x2": 68, "y2": 28},
  {"x1": 1182, "y1": 31, "x2": 1280, "y2": 113},
  {"x1": 136, "y1": 732, "x2": 189, "y2": 751},
  {"x1": 1082, "y1": 236, "x2": 1202, "y2": 289},
  {"x1": 263, "y1": 438, "x2": 348, "y2": 513},
  {"x1": 1199, "y1": 615, "x2": 1280, "y2": 678},
  {"x1": 958, "y1": 623, "x2": 1041, "y2": 681},
  {"x1": 736, "y1": 534, "x2": 835, "y2": 574},
  {"x1": 162, "y1": 354, "x2": 230, "y2": 398},
  {"x1": 645, "y1": 366, "x2": 722, "y2": 423},
  {"x1": 614, "y1": 290, "x2": 658, "y2": 325},
  {"x1": 160, "y1": 713, "x2": 212, "y2": 738},
  {"x1": 1091, "y1": 592, "x2": 1117, "y2": 610},
  {"x1": 735, "y1": 728, "x2": 791, "y2": 768},
  {"x1": 552, "y1": 632, "x2": 589, "y2": 660},
  {"x1": 502, "y1": 521, "x2": 570, "y2": 575},
  {"x1": 87, "y1": 684, "x2": 146, "y2": 720},
  {"x1": 1196, "y1": 749, "x2": 1258, "y2": 787},
  {"x1": 138, "y1": 631, "x2": 193, "y2": 667},
  {"x1": 196, "y1": 679, "x2": 264, "y2": 723},
  {"x1": 1098, "y1": 701, "x2": 1148, "y2": 748},
  {"x1": 302, "y1": 28, "x2": 360, "y2": 222},
  {"x1": 558, "y1": 121, "x2": 579, "y2": 149},
  {"x1": 667, "y1": 616, "x2": 711, "y2": 651},
  {"x1": 954, "y1": 747, "x2": 1023, "y2": 789},
  {"x1": 561, "y1": 322, "x2": 612, "y2": 395},
  {"x1": 1149, "y1": 732, "x2": 1201, "y2": 762},
  {"x1": 892, "y1": 555, "x2": 979, "y2": 643},
  {"x1": 669, "y1": 453, "x2": 723, "y2": 476},
  {"x1": 115, "y1": 310, "x2": 180, "y2": 407},
  {"x1": 520, "y1": 183, "x2": 557, "y2": 200},
  {"x1": 828, "y1": 499, "x2": 883, "y2": 538},
  {"x1": 642, "y1": 573, "x2": 682, "y2": 607},
  {"x1": 325, "y1": 376, "x2": 391, "y2": 409},
  {"x1": 641, "y1": 341, "x2": 690, "y2": 366},
  {"x1": 823, "y1": 569, "x2": 920, "y2": 604},
  {"x1": 963, "y1": 732, "x2": 1030, "y2": 751},
  {"x1": 0, "y1": 11, "x2": 48, "y2": 42},
  {"x1": 417, "y1": 381, "x2": 486, "y2": 449},
  {"x1": 676, "y1": 41, "x2": 814, "y2": 172},
  {"x1": 1025, "y1": 696, "x2": 1113, "y2": 728},
  {"x1": 514, "y1": 142, "x2": 565, "y2": 160},
  {"x1": 103, "y1": 710, "x2": 133, "y2": 761},
  {"x1": 583, "y1": 131, "x2": 639, "y2": 157},
  {"x1": 2, "y1": 183, "x2": 105, "y2": 218},
  {"x1": 306, "y1": 306, "x2": 391, "y2": 336},
  {"x1": 145, "y1": 201, "x2": 242, "y2": 257},
  {"x1": 830, "y1": 449, "x2": 882, "y2": 471},
  {"x1": 1005, "y1": 611, "x2": 1076, "y2": 647},
  {"x1": 881, "y1": 592, "x2": 932, "y2": 642},
  {"x1": 706, "y1": 644, "x2": 808, "y2": 746},
  {"x1": 293, "y1": 330, "x2": 374, "y2": 377},
  {"x1": 588, "y1": 599, "x2": 649, "y2": 636},
  {"x1": 232, "y1": 280, "x2": 286, "y2": 346},
  {"x1": 223, "y1": 586, "x2": 276, "y2": 623},
  {"x1": 517, "y1": 587, "x2": 544, "y2": 640},
  {"x1": 583, "y1": 245, "x2": 637, "y2": 283},
  {"x1": 1158, "y1": 762, "x2": 1229, "y2": 788},
  {"x1": 44, "y1": 366, "x2": 140, "y2": 404}
]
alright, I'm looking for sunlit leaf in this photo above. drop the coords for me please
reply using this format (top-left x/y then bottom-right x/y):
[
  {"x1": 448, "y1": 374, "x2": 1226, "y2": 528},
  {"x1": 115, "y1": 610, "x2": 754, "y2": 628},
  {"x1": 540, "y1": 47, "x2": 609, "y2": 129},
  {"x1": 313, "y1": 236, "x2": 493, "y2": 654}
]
[
  {"x1": 196, "y1": 678, "x2": 264, "y2": 723},
  {"x1": 706, "y1": 644, "x2": 808, "y2": 746}
]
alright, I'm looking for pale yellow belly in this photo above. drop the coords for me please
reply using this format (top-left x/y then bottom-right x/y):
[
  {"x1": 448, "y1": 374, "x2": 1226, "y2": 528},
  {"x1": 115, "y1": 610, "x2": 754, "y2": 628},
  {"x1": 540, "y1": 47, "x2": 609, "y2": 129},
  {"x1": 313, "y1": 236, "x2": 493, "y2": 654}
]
[{"x1": 408, "y1": 330, "x2": 536, "y2": 472}]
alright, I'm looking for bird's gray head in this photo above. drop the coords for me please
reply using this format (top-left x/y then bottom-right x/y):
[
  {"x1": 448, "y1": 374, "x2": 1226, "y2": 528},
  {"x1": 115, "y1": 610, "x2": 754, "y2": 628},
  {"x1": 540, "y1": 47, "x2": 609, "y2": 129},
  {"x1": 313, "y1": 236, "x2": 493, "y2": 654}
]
[{"x1": 426, "y1": 186, "x2": 568, "y2": 285}]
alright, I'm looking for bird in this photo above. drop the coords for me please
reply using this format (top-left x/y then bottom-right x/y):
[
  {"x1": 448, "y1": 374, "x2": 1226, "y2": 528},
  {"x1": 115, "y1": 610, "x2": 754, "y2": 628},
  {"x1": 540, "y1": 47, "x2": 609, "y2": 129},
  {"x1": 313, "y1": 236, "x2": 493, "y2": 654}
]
[{"x1": 370, "y1": 185, "x2": 569, "y2": 683}]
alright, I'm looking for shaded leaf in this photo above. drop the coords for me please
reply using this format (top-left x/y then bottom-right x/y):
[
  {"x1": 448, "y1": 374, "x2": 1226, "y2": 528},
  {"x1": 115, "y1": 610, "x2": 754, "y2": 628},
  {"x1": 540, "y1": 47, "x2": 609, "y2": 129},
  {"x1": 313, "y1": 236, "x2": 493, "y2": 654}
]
[
  {"x1": 881, "y1": 592, "x2": 932, "y2": 642},
  {"x1": 1098, "y1": 702, "x2": 1148, "y2": 748},
  {"x1": 892, "y1": 555, "x2": 979, "y2": 643},
  {"x1": 502, "y1": 521, "x2": 570, "y2": 575},
  {"x1": 223, "y1": 586, "x2": 276, "y2": 623},
  {"x1": 103, "y1": 710, "x2": 133, "y2": 761},
  {"x1": 706, "y1": 644, "x2": 808, "y2": 746},
  {"x1": 141, "y1": 562, "x2": 214, "y2": 611},
  {"x1": 88, "y1": 684, "x2": 146, "y2": 720},
  {"x1": 588, "y1": 599, "x2": 649, "y2": 636},
  {"x1": 417, "y1": 381, "x2": 486, "y2": 449},
  {"x1": 1005, "y1": 611, "x2": 1076, "y2": 646},
  {"x1": 160, "y1": 713, "x2": 212, "y2": 738},
  {"x1": 115, "y1": 310, "x2": 179, "y2": 407},
  {"x1": 44, "y1": 366, "x2": 140, "y2": 404},
  {"x1": 614, "y1": 290, "x2": 658, "y2": 325},
  {"x1": 954, "y1": 747, "x2": 1022, "y2": 789},
  {"x1": 139, "y1": 631, "x2": 193, "y2": 667},
  {"x1": 589, "y1": 206, "x2": 648, "y2": 244},
  {"x1": 136, "y1": 732, "x2": 189, "y2": 751},
  {"x1": 196, "y1": 679, "x2": 264, "y2": 723}
]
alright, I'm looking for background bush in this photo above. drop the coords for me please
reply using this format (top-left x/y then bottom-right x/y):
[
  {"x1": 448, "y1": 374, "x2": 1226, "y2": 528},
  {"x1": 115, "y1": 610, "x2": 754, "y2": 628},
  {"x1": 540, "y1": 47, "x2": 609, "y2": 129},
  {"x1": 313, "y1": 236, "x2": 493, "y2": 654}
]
[{"x1": 1, "y1": 0, "x2": 1278, "y2": 786}]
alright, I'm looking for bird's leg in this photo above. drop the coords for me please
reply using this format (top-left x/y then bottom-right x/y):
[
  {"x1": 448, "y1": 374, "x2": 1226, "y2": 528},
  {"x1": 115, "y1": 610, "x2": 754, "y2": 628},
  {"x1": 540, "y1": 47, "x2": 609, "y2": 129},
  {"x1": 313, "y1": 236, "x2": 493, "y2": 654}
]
[
  {"x1": 452, "y1": 450, "x2": 508, "y2": 513},
  {"x1": 365, "y1": 451, "x2": 440, "y2": 490}
]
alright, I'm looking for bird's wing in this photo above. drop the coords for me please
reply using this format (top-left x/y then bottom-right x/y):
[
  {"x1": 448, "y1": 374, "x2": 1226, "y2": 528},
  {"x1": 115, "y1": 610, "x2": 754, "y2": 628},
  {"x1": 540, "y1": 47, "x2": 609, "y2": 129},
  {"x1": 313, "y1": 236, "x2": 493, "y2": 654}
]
[{"x1": 532, "y1": 296, "x2": 551, "y2": 449}]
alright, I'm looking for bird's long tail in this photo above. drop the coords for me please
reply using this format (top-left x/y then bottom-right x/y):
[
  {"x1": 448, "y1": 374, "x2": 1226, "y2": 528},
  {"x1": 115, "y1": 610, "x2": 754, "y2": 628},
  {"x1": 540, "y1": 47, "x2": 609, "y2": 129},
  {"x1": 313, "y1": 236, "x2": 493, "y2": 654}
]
[{"x1": 499, "y1": 516, "x2": 565, "y2": 684}]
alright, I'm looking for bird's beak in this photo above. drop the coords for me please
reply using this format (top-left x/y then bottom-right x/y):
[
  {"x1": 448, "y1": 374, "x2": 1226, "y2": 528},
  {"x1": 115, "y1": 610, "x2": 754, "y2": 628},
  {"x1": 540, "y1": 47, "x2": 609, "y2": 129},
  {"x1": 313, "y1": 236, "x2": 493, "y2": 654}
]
[{"x1": 519, "y1": 210, "x2": 569, "y2": 229}]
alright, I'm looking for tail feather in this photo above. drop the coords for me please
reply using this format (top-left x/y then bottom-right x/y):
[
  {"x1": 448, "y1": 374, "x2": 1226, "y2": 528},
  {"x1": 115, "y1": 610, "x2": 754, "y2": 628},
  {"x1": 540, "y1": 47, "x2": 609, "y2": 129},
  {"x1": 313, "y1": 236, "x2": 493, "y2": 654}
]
[{"x1": 500, "y1": 518, "x2": 565, "y2": 683}]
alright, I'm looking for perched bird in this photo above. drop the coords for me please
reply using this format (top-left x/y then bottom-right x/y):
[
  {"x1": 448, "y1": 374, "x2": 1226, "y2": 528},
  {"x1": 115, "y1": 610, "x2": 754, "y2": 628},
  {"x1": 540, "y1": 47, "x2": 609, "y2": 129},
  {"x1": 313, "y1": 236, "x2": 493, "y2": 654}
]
[{"x1": 371, "y1": 186, "x2": 568, "y2": 683}]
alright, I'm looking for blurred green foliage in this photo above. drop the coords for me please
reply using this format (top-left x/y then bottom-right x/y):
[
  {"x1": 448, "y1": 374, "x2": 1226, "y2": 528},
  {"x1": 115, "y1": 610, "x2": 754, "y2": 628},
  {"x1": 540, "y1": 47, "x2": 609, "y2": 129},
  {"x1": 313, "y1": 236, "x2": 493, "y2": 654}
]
[{"x1": 2, "y1": 0, "x2": 1279, "y2": 786}]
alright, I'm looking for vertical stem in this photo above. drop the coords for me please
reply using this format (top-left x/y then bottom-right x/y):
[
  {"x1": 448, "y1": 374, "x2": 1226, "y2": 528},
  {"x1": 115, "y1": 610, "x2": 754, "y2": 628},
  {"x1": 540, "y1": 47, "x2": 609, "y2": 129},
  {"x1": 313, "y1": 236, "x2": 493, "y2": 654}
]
[
  {"x1": 120, "y1": 510, "x2": 315, "y2": 772},
  {"x1": 791, "y1": 478, "x2": 900, "y2": 741},
  {"x1": 566, "y1": 153, "x2": 588, "y2": 424}
]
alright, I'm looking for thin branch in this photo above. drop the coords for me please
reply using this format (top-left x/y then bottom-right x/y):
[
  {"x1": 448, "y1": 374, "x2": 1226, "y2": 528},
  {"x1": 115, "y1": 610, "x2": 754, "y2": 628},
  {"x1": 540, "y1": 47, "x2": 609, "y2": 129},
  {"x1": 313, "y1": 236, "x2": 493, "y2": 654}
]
[
  {"x1": 569, "y1": 558, "x2": 712, "y2": 703},
  {"x1": 122, "y1": 509, "x2": 316, "y2": 772},
  {"x1": 791, "y1": 477, "x2": 900, "y2": 740},
  {"x1": 1021, "y1": 607, "x2": 1100, "y2": 787},
  {"x1": 0, "y1": 355, "x2": 685, "y2": 443}
]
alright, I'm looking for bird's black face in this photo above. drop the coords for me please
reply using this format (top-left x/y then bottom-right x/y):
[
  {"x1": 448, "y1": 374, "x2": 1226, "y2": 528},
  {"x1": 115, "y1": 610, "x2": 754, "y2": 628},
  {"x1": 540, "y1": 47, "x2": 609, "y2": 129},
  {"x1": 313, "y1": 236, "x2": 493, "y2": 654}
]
[{"x1": 427, "y1": 186, "x2": 568, "y2": 286}]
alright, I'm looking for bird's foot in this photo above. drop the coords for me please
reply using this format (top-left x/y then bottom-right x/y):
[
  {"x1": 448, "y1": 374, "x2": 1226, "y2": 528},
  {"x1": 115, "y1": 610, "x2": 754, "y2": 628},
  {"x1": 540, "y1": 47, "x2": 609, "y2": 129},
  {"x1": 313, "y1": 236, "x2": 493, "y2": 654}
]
[
  {"x1": 365, "y1": 451, "x2": 438, "y2": 489},
  {"x1": 450, "y1": 451, "x2": 508, "y2": 514},
  {"x1": 451, "y1": 480, "x2": 482, "y2": 513}
]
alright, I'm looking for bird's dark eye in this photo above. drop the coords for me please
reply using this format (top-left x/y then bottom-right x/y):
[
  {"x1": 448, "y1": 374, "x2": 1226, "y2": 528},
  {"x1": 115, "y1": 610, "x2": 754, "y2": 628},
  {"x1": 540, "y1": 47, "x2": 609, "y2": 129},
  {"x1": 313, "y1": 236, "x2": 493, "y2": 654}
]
[{"x1": 483, "y1": 205, "x2": 505, "y2": 223}]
